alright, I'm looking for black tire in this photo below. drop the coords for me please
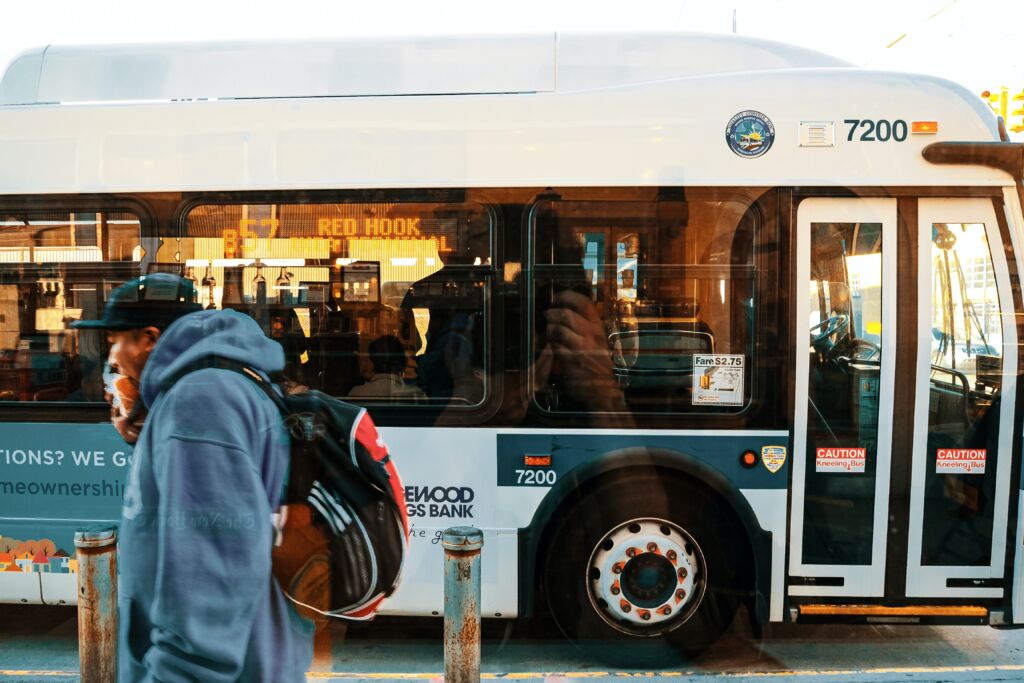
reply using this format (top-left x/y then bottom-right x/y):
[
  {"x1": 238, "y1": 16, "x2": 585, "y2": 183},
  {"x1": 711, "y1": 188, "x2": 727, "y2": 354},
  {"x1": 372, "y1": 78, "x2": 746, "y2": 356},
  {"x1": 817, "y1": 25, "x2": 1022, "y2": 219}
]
[{"x1": 542, "y1": 471, "x2": 742, "y2": 666}]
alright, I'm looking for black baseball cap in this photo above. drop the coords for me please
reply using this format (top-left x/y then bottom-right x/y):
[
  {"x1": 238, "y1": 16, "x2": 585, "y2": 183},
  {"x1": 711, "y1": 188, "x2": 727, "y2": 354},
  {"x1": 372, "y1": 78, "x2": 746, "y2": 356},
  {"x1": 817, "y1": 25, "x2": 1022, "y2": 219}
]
[{"x1": 70, "y1": 273, "x2": 203, "y2": 331}]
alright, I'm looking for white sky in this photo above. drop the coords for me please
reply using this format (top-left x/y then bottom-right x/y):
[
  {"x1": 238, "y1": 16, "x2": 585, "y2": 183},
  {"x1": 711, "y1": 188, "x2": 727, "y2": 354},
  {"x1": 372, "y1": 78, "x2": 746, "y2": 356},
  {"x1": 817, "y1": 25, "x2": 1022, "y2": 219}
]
[{"x1": 1, "y1": 0, "x2": 1022, "y2": 102}]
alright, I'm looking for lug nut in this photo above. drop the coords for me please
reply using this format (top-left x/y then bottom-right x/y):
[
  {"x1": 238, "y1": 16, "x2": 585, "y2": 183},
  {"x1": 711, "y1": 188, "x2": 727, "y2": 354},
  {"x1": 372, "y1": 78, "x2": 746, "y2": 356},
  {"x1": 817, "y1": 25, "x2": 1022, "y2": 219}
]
[
  {"x1": 620, "y1": 600, "x2": 631, "y2": 613},
  {"x1": 660, "y1": 605, "x2": 673, "y2": 615},
  {"x1": 666, "y1": 549, "x2": 677, "y2": 562},
  {"x1": 677, "y1": 567, "x2": 688, "y2": 580},
  {"x1": 611, "y1": 585, "x2": 620, "y2": 595},
  {"x1": 626, "y1": 547, "x2": 638, "y2": 558},
  {"x1": 647, "y1": 542, "x2": 658, "y2": 553},
  {"x1": 640, "y1": 610, "x2": 651, "y2": 621},
  {"x1": 612, "y1": 562, "x2": 624, "y2": 574},
  {"x1": 676, "y1": 588, "x2": 687, "y2": 601}
]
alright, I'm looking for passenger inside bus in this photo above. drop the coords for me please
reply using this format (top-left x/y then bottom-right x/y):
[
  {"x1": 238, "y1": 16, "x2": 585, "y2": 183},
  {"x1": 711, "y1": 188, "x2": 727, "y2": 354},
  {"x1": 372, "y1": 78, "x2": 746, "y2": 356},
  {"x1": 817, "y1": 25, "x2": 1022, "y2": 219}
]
[
  {"x1": 347, "y1": 334, "x2": 427, "y2": 401},
  {"x1": 399, "y1": 252, "x2": 486, "y2": 406},
  {"x1": 173, "y1": 201, "x2": 493, "y2": 409}
]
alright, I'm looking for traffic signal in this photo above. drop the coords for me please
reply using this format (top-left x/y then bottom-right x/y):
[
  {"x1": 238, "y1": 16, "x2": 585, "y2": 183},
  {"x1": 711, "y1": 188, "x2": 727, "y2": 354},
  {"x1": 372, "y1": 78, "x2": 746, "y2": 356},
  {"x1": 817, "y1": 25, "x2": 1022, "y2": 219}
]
[
  {"x1": 1010, "y1": 89, "x2": 1024, "y2": 134},
  {"x1": 981, "y1": 88, "x2": 1009, "y2": 121}
]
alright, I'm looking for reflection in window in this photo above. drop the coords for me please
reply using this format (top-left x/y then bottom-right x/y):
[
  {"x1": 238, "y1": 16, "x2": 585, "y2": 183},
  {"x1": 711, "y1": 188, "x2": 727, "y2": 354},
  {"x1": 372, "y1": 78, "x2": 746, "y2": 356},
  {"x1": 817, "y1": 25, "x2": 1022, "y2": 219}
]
[
  {"x1": 0, "y1": 213, "x2": 141, "y2": 264},
  {"x1": 0, "y1": 211, "x2": 142, "y2": 402},
  {"x1": 176, "y1": 202, "x2": 491, "y2": 407},
  {"x1": 802, "y1": 222, "x2": 882, "y2": 566},
  {"x1": 530, "y1": 193, "x2": 757, "y2": 414},
  {"x1": 922, "y1": 222, "x2": 1003, "y2": 566},
  {"x1": 929, "y1": 223, "x2": 1001, "y2": 389}
]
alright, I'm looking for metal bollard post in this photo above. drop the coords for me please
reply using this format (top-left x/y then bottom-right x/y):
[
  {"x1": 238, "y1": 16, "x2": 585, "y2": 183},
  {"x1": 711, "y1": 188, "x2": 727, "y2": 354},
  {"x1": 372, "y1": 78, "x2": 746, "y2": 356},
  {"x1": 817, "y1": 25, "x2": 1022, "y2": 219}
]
[
  {"x1": 442, "y1": 526, "x2": 484, "y2": 683},
  {"x1": 75, "y1": 526, "x2": 118, "y2": 683}
]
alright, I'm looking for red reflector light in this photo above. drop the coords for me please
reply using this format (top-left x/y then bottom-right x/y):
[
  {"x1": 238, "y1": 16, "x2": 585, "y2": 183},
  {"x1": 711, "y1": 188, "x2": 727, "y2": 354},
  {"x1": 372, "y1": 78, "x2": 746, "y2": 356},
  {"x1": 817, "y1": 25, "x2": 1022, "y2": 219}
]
[
  {"x1": 740, "y1": 450, "x2": 758, "y2": 468},
  {"x1": 524, "y1": 454, "x2": 552, "y2": 467},
  {"x1": 912, "y1": 121, "x2": 939, "y2": 134}
]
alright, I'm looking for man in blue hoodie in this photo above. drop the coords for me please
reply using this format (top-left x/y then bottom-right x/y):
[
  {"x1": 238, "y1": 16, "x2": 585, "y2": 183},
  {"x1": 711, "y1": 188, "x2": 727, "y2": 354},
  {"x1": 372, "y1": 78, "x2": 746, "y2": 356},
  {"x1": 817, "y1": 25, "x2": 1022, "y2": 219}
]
[{"x1": 72, "y1": 273, "x2": 314, "y2": 682}]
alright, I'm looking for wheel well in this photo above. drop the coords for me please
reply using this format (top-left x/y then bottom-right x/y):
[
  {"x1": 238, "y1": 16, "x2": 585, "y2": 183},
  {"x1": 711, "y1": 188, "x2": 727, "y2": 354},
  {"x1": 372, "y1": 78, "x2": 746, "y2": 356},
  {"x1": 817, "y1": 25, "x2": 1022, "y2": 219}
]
[{"x1": 522, "y1": 462, "x2": 769, "y2": 622}]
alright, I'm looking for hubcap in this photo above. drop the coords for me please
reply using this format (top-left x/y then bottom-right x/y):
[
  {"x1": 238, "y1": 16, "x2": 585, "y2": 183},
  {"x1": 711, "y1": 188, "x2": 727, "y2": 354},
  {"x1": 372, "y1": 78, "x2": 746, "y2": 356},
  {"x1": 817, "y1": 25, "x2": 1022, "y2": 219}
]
[{"x1": 587, "y1": 518, "x2": 704, "y2": 634}]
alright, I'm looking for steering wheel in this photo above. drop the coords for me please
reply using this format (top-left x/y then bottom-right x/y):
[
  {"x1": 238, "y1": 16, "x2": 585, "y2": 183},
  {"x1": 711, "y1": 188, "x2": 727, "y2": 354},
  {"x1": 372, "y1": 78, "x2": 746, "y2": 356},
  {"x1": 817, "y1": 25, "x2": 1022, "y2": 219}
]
[{"x1": 809, "y1": 314, "x2": 849, "y2": 348}]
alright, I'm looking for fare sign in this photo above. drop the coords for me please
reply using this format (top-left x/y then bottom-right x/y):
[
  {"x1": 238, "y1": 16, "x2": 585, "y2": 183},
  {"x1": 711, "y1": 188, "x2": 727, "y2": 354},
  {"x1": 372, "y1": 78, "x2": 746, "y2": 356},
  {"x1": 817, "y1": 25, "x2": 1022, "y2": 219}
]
[
  {"x1": 815, "y1": 447, "x2": 866, "y2": 473},
  {"x1": 936, "y1": 448, "x2": 986, "y2": 475}
]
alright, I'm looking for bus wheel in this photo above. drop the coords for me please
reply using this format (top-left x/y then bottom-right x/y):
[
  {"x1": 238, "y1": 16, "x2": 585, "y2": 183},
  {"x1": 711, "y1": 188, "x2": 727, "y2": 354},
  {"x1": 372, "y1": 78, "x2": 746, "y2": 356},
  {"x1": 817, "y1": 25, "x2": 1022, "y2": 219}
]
[{"x1": 542, "y1": 475, "x2": 740, "y2": 665}]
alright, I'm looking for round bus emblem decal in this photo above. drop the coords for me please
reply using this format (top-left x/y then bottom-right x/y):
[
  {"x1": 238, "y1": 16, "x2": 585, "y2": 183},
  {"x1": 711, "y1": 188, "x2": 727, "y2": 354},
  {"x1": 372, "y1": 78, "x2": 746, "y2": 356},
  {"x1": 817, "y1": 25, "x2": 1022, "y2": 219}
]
[{"x1": 726, "y1": 110, "x2": 775, "y2": 158}]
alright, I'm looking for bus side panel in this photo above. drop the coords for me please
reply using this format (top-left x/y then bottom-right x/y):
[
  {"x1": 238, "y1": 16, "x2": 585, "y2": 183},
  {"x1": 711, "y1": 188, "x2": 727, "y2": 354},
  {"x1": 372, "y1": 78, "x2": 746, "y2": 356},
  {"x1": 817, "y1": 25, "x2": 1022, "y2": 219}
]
[
  {"x1": 377, "y1": 426, "x2": 521, "y2": 617},
  {"x1": 0, "y1": 423, "x2": 127, "y2": 605},
  {"x1": 741, "y1": 488, "x2": 788, "y2": 622},
  {"x1": 377, "y1": 427, "x2": 787, "y2": 619}
]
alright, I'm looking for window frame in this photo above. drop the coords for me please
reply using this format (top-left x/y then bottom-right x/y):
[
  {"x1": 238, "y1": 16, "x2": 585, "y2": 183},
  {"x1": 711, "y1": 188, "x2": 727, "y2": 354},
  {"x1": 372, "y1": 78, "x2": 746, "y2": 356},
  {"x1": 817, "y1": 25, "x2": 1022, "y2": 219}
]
[
  {"x1": 524, "y1": 188, "x2": 768, "y2": 421},
  {"x1": 172, "y1": 191, "x2": 503, "y2": 426},
  {"x1": 0, "y1": 195, "x2": 154, "y2": 421}
]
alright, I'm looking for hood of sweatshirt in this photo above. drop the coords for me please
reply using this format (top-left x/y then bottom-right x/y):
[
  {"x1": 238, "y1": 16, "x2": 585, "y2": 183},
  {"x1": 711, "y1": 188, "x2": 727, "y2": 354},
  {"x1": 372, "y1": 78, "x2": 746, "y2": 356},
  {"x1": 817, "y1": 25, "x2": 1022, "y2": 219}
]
[{"x1": 139, "y1": 309, "x2": 285, "y2": 408}]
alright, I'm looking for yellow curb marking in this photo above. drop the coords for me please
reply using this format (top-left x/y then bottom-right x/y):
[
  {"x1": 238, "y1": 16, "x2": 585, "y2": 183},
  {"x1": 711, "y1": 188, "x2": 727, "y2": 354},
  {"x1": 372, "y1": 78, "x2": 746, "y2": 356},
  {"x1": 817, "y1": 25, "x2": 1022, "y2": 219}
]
[
  {"x1": 7, "y1": 664, "x2": 1024, "y2": 679},
  {"x1": 0, "y1": 673, "x2": 78, "y2": 678}
]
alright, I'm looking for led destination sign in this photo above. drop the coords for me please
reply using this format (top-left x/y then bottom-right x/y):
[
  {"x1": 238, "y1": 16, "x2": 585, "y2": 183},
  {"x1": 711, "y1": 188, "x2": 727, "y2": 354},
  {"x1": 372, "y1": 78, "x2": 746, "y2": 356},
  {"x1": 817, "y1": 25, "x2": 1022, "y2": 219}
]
[{"x1": 220, "y1": 217, "x2": 455, "y2": 258}]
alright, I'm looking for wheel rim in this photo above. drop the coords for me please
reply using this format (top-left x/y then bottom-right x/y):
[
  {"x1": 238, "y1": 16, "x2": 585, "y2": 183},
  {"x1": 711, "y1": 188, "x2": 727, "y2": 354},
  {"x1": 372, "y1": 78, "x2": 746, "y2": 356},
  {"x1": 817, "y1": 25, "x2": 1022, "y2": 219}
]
[{"x1": 586, "y1": 517, "x2": 705, "y2": 635}]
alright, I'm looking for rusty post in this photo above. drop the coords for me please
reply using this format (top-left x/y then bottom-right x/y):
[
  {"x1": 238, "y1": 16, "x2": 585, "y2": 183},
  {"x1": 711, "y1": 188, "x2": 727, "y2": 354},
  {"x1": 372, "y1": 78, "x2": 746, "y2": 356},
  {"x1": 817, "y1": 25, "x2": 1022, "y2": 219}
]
[
  {"x1": 75, "y1": 526, "x2": 118, "y2": 683},
  {"x1": 442, "y1": 526, "x2": 484, "y2": 683}
]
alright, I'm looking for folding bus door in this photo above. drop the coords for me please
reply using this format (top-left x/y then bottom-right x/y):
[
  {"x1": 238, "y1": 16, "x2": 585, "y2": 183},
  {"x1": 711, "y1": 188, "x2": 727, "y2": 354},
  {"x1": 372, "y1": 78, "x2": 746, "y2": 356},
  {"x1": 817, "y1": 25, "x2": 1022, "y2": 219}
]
[
  {"x1": 789, "y1": 197, "x2": 897, "y2": 597},
  {"x1": 904, "y1": 198, "x2": 1018, "y2": 599}
]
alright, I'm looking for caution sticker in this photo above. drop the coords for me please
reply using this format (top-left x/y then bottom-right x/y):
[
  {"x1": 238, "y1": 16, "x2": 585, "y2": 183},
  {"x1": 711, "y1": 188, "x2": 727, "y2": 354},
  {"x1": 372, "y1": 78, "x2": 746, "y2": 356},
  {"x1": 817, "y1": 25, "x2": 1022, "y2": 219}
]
[
  {"x1": 936, "y1": 448, "x2": 986, "y2": 475},
  {"x1": 815, "y1": 447, "x2": 866, "y2": 473},
  {"x1": 761, "y1": 445, "x2": 787, "y2": 474}
]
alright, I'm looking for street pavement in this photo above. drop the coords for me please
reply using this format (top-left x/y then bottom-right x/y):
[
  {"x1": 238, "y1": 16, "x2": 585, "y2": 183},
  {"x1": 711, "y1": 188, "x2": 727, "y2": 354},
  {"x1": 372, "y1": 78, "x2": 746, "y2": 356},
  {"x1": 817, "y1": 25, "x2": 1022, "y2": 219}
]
[{"x1": 3, "y1": 605, "x2": 1024, "y2": 682}]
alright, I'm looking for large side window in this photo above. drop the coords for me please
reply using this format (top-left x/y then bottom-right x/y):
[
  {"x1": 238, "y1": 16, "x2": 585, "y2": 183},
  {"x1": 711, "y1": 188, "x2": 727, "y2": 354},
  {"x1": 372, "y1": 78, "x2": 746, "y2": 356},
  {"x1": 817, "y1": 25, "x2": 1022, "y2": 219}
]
[
  {"x1": 529, "y1": 190, "x2": 757, "y2": 415},
  {"x1": 173, "y1": 201, "x2": 492, "y2": 407},
  {"x1": 0, "y1": 210, "x2": 142, "y2": 402}
]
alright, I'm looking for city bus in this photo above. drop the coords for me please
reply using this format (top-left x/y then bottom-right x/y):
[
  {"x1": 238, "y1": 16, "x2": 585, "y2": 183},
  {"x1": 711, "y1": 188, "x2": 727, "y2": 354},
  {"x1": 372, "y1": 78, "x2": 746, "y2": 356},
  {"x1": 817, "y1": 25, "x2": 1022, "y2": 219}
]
[{"x1": 1, "y1": 32, "x2": 1022, "y2": 662}]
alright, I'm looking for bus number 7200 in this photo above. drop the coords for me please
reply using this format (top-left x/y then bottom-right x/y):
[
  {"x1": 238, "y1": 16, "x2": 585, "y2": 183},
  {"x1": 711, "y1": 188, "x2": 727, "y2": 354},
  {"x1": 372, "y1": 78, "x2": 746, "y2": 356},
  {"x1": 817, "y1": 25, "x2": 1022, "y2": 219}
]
[
  {"x1": 516, "y1": 469, "x2": 557, "y2": 485},
  {"x1": 844, "y1": 119, "x2": 908, "y2": 142}
]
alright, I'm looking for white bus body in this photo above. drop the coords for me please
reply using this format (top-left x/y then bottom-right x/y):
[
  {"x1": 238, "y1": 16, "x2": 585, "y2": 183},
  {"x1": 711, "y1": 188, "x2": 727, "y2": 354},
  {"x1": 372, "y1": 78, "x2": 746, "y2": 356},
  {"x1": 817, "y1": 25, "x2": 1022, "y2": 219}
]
[{"x1": 2, "y1": 33, "x2": 1022, "y2": 661}]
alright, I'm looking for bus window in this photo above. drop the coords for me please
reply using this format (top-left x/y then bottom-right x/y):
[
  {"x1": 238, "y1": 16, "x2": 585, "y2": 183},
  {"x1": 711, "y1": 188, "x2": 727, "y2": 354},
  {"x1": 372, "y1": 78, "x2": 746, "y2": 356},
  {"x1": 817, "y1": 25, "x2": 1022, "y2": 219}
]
[
  {"x1": 801, "y1": 221, "x2": 884, "y2": 565},
  {"x1": 0, "y1": 211, "x2": 142, "y2": 402},
  {"x1": 530, "y1": 192, "x2": 756, "y2": 414},
  {"x1": 176, "y1": 201, "x2": 492, "y2": 407},
  {"x1": 922, "y1": 221, "x2": 1003, "y2": 566}
]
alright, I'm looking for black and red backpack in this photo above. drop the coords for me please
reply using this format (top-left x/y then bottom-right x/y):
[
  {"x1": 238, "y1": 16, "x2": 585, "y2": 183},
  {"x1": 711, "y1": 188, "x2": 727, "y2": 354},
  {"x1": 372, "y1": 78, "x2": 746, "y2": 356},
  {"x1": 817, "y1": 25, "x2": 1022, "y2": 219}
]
[{"x1": 170, "y1": 357, "x2": 410, "y2": 621}]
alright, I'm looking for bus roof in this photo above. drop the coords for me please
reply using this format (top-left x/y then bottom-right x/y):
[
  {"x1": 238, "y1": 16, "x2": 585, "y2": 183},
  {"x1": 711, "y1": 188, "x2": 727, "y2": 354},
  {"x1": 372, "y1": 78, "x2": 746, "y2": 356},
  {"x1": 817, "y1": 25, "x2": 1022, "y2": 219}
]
[
  {"x1": 0, "y1": 33, "x2": 1008, "y2": 194},
  {"x1": 0, "y1": 33, "x2": 850, "y2": 104}
]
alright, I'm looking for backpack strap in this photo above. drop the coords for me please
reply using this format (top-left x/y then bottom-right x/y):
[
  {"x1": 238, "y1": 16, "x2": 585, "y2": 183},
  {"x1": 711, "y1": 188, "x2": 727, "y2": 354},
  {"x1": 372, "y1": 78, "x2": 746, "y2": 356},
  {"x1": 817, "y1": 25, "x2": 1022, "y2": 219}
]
[
  {"x1": 159, "y1": 355, "x2": 295, "y2": 506},
  {"x1": 161, "y1": 355, "x2": 287, "y2": 413}
]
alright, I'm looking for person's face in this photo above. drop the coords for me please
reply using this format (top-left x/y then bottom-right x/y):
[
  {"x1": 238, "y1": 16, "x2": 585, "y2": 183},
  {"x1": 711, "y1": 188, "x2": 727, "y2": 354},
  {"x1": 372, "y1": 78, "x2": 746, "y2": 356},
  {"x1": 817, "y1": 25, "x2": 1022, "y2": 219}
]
[{"x1": 106, "y1": 327, "x2": 160, "y2": 382}]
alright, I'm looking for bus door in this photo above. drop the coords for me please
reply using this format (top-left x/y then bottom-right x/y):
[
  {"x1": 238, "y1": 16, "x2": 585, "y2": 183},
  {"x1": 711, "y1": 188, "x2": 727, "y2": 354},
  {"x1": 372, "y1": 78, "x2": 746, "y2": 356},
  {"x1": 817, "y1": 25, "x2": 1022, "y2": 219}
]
[
  {"x1": 904, "y1": 198, "x2": 1018, "y2": 599},
  {"x1": 790, "y1": 195, "x2": 1019, "y2": 604},
  {"x1": 790, "y1": 198, "x2": 897, "y2": 597}
]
